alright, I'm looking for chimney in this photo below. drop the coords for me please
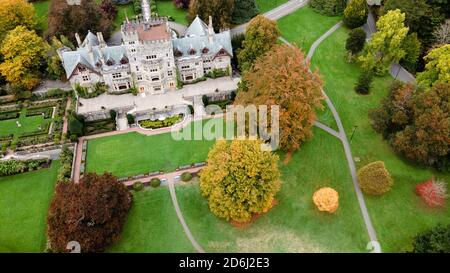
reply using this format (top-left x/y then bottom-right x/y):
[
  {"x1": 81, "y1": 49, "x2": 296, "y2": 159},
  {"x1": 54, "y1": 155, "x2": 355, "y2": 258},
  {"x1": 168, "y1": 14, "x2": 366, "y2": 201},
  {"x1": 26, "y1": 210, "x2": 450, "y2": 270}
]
[
  {"x1": 75, "y1": 33, "x2": 82, "y2": 47},
  {"x1": 97, "y1": 32, "x2": 106, "y2": 48},
  {"x1": 208, "y1": 16, "x2": 214, "y2": 44},
  {"x1": 86, "y1": 42, "x2": 95, "y2": 65}
]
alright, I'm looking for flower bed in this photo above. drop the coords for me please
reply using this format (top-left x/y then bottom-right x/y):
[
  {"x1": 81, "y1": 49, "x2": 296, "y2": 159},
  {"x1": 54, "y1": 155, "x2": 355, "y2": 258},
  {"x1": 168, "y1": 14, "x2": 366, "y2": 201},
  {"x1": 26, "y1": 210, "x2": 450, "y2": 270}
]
[
  {"x1": 138, "y1": 114, "x2": 183, "y2": 130},
  {"x1": 0, "y1": 158, "x2": 51, "y2": 177}
]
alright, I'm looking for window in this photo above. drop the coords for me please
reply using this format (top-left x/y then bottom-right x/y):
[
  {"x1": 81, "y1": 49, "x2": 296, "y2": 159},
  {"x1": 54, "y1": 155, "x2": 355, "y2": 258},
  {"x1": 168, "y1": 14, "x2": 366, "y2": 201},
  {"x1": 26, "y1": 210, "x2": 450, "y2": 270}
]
[
  {"x1": 151, "y1": 76, "x2": 160, "y2": 82},
  {"x1": 137, "y1": 75, "x2": 143, "y2": 80},
  {"x1": 154, "y1": 86, "x2": 161, "y2": 91},
  {"x1": 121, "y1": 57, "x2": 129, "y2": 64},
  {"x1": 168, "y1": 70, "x2": 173, "y2": 76},
  {"x1": 131, "y1": 49, "x2": 136, "y2": 53},
  {"x1": 150, "y1": 68, "x2": 158, "y2": 72},
  {"x1": 174, "y1": 50, "x2": 183, "y2": 57},
  {"x1": 146, "y1": 55, "x2": 157, "y2": 60},
  {"x1": 202, "y1": 47, "x2": 209, "y2": 54},
  {"x1": 189, "y1": 48, "x2": 196, "y2": 55},
  {"x1": 106, "y1": 59, "x2": 115, "y2": 66},
  {"x1": 129, "y1": 41, "x2": 135, "y2": 45},
  {"x1": 78, "y1": 66, "x2": 87, "y2": 72},
  {"x1": 181, "y1": 65, "x2": 190, "y2": 69},
  {"x1": 112, "y1": 73, "x2": 121, "y2": 79},
  {"x1": 136, "y1": 66, "x2": 139, "y2": 71},
  {"x1": 82, "y1": 75, "x2": 90, "y2": 81},
  {"x1": 204, "y1": 60, "x2": 211, "y2": 63},
  {"x1": 168, "y1": 62, "x2": 170, "y2": 67}
]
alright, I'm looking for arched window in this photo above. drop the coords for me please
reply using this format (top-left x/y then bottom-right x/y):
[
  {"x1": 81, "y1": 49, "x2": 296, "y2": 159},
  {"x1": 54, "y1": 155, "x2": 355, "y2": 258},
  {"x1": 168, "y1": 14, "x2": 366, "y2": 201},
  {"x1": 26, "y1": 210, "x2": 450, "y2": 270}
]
[
  {"x1": 106, "y1": 59, "x2": 115, "y2": 66},
  {"x1": 120, "y1": 56, "x2": 129, "y2": 65},
  {"x1": 189, "y1": 48, "x2": 196, "y2": 55},
  {"x1": 202, "y1": 47, "x2": 209, "y2": 54},
  {"x1": 95, "y1": 61, "x2": 102, "y2": 68}
]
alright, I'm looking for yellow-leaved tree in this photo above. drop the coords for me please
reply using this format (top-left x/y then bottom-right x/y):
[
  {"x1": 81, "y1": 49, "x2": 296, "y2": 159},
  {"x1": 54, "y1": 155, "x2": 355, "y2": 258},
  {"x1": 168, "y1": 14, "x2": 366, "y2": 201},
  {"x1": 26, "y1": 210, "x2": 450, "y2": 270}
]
[
  {"x1": 0, "y1": 0, "x2": 37, "y2": 39},
  {"x1": 200, "y1": 139, "x2": 281, "y2": 223},
  {"x1": 0, "y1": 26, "x2": 49, "y2": 91}
]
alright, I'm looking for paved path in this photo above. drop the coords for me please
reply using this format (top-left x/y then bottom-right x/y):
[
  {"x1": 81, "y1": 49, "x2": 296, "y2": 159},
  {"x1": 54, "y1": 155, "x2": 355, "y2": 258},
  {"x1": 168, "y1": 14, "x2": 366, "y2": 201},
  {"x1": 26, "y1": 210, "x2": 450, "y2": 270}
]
[
  {"x1": 281, "y1": 20, "x2": 381, "y2": 251},
  {"x1": 231, "y1": 0, "x2": 309, "y2": 35},
  {"x1": 62, "y1": 98, "x2": 71, "y2": 135},
  {"x1": 167, "y1": 173, "x2": 205, "y2": 253}
]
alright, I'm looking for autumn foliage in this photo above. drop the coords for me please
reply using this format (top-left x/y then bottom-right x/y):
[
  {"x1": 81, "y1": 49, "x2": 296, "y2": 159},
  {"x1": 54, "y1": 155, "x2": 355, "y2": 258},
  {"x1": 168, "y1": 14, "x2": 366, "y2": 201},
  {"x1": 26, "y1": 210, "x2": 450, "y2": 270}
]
[
  {"x1": 47, "y1": 173, "x2": 132, "y2": 253},
  {"x1": 200, "y1": 139, "x2": 281, "y2": 223},
  {"x1": 313, "y1": 187, "x2": 339, "y2": 213},
  {"x1": 357, "y1": 161, "x2": 394, "y2": 196},
  {"x1": 235, "y1": 44, "x2": 324, "y2": 152},
  {"x1": 416, "y1": 178, "x2": 448, "y2": 208}
]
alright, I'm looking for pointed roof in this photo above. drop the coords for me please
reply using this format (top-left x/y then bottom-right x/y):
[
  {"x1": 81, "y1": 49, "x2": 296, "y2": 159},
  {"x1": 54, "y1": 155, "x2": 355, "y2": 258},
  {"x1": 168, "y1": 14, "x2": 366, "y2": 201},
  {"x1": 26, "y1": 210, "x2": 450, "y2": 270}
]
[
  {"x1": 81, "y1": 31, "x2": 99, "y2": 47},
  {"x1": 184, "y1": 15, "x2": 209, "y2": 37}
]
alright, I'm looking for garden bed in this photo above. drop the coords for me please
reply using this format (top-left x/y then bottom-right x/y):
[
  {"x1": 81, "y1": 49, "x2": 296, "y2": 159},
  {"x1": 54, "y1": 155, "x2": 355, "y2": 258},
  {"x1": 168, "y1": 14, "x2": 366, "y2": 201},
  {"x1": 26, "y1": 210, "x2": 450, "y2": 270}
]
[
  {"x1": 137, "y1": 114, "x2": 184, "y2": 130},
  {"x1": 84, "y1": 118, "x2": 116, "y2": 136}
]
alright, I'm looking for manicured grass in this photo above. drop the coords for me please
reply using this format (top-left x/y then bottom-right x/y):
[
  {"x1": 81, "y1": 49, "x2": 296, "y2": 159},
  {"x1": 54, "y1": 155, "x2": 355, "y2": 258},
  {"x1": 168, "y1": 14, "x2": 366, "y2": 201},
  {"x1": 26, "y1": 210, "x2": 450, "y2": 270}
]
[
  {"x1": 277, "y1": 6, "x2": 342, "y2": 53},
  {"x1": 108, "y1": 186, "x2": 195, "y2": 252},
  {"x1": 114, "y1": 3, "x2": 137, "y2": 30},
  {"x1": 0, "y1": 109, "x2": 50, "y2": 140},
  {"x1": 0, "y1": 161, "x2": 59, "y2": 252},
  {"x1": 176, "y1": 128, "x2": 369, "y2": 252},
  {"x1": 86, "y1": 119, "x2": 226, "y2": 178},
  {"x1": 33, "y1": 0, "x2": 50, "y2": 32},
  {"x1": 256, "y1": 0, "x2": 288, "y2": 13},
  {"x1": 309, "y1": 26, "x2": 450, "y2": 252},
  {"x1": 156, "y1": 0, "x2": 188, "y2": 25}
]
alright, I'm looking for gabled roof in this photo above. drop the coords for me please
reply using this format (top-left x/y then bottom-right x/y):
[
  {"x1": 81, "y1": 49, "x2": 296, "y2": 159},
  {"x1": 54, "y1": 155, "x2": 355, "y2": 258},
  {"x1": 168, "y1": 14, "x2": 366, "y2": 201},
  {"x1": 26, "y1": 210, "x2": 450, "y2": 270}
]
[
  {"x1": 81, "y1": 31, "x2": 99, "y2": 47},
  {"x1": 184, "y1": 16, "x2": 209, "y2": 37},
  {"x1": 61, "y1": 45, "x2": 128, "y2": 78},
  {"x1": 172, "y1": 30, "x2": 233, "y2": 60}
]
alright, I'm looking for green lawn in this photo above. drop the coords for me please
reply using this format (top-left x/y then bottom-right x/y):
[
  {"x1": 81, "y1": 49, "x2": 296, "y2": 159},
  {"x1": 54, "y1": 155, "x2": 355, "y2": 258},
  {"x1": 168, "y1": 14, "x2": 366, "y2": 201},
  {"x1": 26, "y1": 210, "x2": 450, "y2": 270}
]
[
  {"x1": 0, "y1": 109, "x2": 51, "y2": 140},
  {"x1": 309, "y1": 26, "x2": 450, "y2": 252},
  {"x1": 177, "y1": 128, "x2": 369, "y2": 252},
  {"x1": 277, "y1": 6, "x2": 342, "y2": 53},
  {"x1": 32, "y1": 0, "x2": 50, "y2": 32},
  {"x1": 156, "y1": 0, "x2": 189, "y2": 25},
  {"x1": 114, "y1": 3, "x2": 137, "y2": 30},
  {"x1": 108, "y1": 187, "x2": 195, "y2": 252},
  {"x1": 0, "y1": 161, "x2": 59, "y2": 252},
  {"x1": 256, "y1": 0, "x2": 288, "y2": 13},
  {"x1": 86, "y1": 119, "x2": 225, "y2": 178}
]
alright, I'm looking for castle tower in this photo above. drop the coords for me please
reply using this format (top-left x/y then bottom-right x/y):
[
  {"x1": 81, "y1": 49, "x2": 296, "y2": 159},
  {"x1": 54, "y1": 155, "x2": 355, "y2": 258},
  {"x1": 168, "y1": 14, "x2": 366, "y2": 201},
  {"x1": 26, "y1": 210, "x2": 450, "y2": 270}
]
[{"x1": 141, "y1": 0, "x2": 151, "y2": 22}]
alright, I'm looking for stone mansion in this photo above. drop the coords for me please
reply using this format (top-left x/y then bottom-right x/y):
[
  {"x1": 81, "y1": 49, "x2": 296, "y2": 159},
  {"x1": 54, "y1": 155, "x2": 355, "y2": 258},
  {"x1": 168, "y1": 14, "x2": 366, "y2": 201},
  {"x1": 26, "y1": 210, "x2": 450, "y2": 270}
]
[{"x1": 58, "y1": 2, "x2": 233, "y2": 95}]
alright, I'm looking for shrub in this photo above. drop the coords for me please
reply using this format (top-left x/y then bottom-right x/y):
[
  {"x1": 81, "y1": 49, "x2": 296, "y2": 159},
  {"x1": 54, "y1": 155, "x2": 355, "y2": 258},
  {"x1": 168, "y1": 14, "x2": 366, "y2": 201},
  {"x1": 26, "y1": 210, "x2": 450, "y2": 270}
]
[
  {"x1": 126, "y1": 114, "x2": 135, "y2": 125},
  {"x1": 181, "y1": 172, "x2": 193, "y2": 182},
  {"x1": 110, "y1": 109, "x2": 116, "y2": 121},
  {"x1": 150, "y1": 178, "x2": 161, "y2": 188},
  {"x1": 354, "y1": 70, "x2": 374, "y2": 94},
  {"x1": 343, "y1": 0, "x2": 368, "y2": 29},
  {"x1": 133, "y1": 182, "x2": 144, "y2": 192},
  {"x1": 346, "y1": 28, "x2": 366, "y2": 55},
  {"x1": 357, "y1": 161, "x2": 394, "y2": 195},
  {"x1": 188, "y1": 104, "x2": 194, "y2": 115},
  {"x1": 312, "y1": 187, "x2": 339, "y2": 213},
  {"x1": 202, "y1": 95, "x2": 209, "y2": 106},
  {"x1": 411, "y1": 225, "x2": 450, "y2": 253},
  {"x1": 416, "y1": 178, "x2": 448, "y2": 208},
  {"x1": 310, "y1": 0, "x2": 346, "y2": 16}
]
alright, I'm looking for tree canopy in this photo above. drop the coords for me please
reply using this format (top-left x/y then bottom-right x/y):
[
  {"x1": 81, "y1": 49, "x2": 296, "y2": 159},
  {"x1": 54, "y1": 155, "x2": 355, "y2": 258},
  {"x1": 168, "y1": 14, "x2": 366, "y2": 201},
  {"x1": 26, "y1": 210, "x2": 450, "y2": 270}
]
[
  {"x1": 417, "y1": 44, "x2": 450, "y2": 88},
  {"x1": 237, "y1": 15, "x2": 280, "y2": 72},
  {"x1": 359, "y1": 9, "x2": 409, "y2": 75},
  {"x1": 47, "y1": 173, "x2": 133, "y2": 253},
  {"x1": 0, "y1": 0, "x2": 37, "y2": 40},
  {"x1": 343, "y1": 0, "x2": 368, "y2": 29},
  {"x1": 200, "y1": 139, "x2": 281, "y2": 223},
  {"x1": 189, "y1": 0, "x2": 235, "y2": 31},
  {"x1": 235, "y1": 44, "x2": 324, "y2": 152},
  {"x1": 0, "y1": 26, "x2": 49, "y2": 91},
  {"x1": 231, "y1": 0, "x2": 259, "y2": 24}
]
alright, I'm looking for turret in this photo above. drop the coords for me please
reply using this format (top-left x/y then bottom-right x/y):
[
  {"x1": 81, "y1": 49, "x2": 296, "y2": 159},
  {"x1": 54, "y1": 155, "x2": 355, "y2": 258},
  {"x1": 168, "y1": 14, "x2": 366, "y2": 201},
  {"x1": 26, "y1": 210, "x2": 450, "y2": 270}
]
[{"x1": 208, "y1": 16, "x2": 214, "y2": 44}]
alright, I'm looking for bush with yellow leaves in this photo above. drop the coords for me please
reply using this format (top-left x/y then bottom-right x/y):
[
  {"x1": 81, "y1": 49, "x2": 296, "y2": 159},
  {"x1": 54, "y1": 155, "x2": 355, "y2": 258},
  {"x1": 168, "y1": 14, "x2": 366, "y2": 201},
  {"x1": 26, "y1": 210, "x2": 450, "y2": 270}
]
[{"x1": 312, "y1": 187, "x2": 339, "y2": 213}]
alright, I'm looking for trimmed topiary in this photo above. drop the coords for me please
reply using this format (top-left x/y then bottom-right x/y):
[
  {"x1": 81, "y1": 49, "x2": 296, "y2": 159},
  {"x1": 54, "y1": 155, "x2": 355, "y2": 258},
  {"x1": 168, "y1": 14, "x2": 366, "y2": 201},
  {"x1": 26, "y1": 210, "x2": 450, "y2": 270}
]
[
  {"x1": 357, "y1": 161, "x2": 394, "y2": 195},
  {"x1": 181, "y1": 172, "x2": 193, "y2": 182},
  {"x1": 133, "y1": 181, "x2": 144, "y2": 192},
  {"x1": 150, "y1": 178, "x2": 161, "y2": 188},
  {"x1": 310, "y1": 0, "x2": 347, "y2": 16},
  {"x1": 313, "y1": 187, "x2": 339, "y2": 213},
  {"x1": 343, "y1": 0, "x2": 368, "y2": 29}
]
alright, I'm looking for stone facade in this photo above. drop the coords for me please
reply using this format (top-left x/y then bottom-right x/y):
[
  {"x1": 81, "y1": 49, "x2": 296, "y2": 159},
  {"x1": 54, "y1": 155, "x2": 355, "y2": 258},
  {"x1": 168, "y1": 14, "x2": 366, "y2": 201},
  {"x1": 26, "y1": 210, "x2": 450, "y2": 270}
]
[{"x1": 59, "y1": 1, "x2": 233, "y2": 96}]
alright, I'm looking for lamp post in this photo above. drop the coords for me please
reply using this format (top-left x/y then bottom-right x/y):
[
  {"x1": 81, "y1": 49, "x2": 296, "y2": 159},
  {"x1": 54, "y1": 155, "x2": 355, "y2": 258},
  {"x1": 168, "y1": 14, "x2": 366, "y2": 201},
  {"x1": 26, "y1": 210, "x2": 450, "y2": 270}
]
[{"x1": 350, "y1": 126, "x2": 358, "y2": 143}]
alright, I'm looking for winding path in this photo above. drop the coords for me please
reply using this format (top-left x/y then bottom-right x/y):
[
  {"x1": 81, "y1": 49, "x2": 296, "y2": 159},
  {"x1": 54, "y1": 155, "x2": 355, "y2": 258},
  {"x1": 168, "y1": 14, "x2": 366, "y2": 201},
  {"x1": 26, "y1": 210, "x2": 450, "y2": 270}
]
[{"x1": 296, "y1": 21, "x2": 381, "y2": 252}]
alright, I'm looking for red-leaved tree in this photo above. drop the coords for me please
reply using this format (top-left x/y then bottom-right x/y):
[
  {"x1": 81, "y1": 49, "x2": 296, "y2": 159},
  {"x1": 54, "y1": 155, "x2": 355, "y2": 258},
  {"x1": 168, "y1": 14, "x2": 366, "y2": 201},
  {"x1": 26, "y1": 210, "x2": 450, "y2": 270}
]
[{"x1": 416, "y1": 178, "x2": 448, "y2": 208}]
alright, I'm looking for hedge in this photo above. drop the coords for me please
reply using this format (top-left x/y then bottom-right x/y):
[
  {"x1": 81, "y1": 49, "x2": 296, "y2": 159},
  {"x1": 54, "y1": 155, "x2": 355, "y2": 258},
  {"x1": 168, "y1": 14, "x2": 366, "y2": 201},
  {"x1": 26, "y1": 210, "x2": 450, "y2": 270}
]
[
  {"x1": 357, "y1": 161, "x2": 393, "y2": 195},
  {"x1": 150, "y1": 178, "x2": 161, "y2": 188}
]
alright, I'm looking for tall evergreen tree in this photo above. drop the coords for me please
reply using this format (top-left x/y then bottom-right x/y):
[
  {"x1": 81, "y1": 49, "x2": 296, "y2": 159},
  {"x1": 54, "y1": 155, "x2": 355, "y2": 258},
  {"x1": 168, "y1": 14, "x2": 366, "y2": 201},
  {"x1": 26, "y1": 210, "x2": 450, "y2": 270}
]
[{"x1": 231, "y1": 0, "x2": 259, "y2": 24}]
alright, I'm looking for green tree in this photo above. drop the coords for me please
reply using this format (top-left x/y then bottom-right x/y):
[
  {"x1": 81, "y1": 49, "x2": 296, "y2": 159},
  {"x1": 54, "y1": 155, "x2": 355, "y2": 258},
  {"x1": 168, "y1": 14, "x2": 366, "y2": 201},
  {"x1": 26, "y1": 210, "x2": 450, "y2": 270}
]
[
  {"x1": 200, "y1": 139, "x2": 281, "y2": 223},
  {"x1": 359, "y1": 9, "x2": 409, "y2": 75},
  {"x1": 417, "y1": 44, "x2": 450, "y2": 88},
  {"x1": 384, "y1": 0, "x2": 445, "y2": 48},
  {"x1": 310, "y1": 0, "x2": 347, "y2": 16},
  {"x1": 231, "y1": 0, "x2": 259, "y2": 24},
  {"x1": 236, "y1": 44, "x2": 324, "y2": 152},
  {"x1": 189, "y1": 0, "x2": 235, "y2": 31},
  {"x1": 237, "y1": 15, "x2": 280, "y2": 72},
  {"x1": 0, "y1": 0, "x2": 37, "y2": 40},
  {"x1": 343, "y1": 0, "x2": 368, "y2": 29},
  {"x1": 46, "y1": 37, "x2": 65, "y2": 80},
  {"x1": 346, "y1": 27, "x2": 366, "y2": 55},
  {"x1": 400, "y1": 33, "x2": 421, "y2": 73},
  {"x1": 411, "y1": 224, "x2": 450, "y2": 253},
  {"x1": 354, "y1": 70, "x2": 374, "y2": 94},
  {"x1": 0, "y1": 26, "x2": 49, "y2": 91}
]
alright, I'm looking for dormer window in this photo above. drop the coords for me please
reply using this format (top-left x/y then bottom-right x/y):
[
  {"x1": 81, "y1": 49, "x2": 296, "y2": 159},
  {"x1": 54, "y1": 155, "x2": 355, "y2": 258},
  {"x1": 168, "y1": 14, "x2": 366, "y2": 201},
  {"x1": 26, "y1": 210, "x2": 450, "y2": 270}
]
[
  {"x1": 218, "y1": 48, "x2": 226, "y2": 55},
  {"x1": 106, "y1": 59, "x2": 115, "y2": 66},
  {"x1": 189, "y1": 48, "x2": 196, "y2": 55},
  {"x1": 120, "y1": 56, "x2": 129, "y2": 64},
  {"x1": 174, "y1": 50, "x2": 183, "y2": 57},
  {"x1": 202, "y1": 47, "x2": 209, "y2": 54},
  {"x1": 95, "y1": 61, "x2": 102, "y2": 68},
  {"x1": 78, "y1": 65, "x2": 87, "y2": 72}
]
